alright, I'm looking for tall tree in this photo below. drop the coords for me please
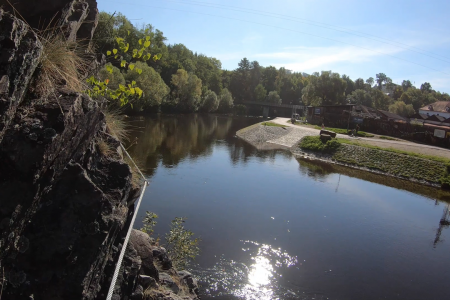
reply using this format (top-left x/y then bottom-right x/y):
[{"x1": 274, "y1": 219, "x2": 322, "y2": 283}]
[
  {"x1": 370, "y1": 89, "x2": 391, "y2": 110},
  {"x1": 230, "y1": 58, "x2": 252, "y2": 103},
  {"x1": 217, "y1": 88, "x2": 234, "y2": 112},
  {"x1": 201, "y1": 90, "x2": 219, "y2": 112},
  {"x1": 375, "y1": 73, "x2": 389, "y2": 90},
  {"x1": 170, "y1": 69, "x2": 203, "y2": 112},
  {"x1": 195, "y1": 55, "x2": 222, "y2": 94},
  {"x1": 267, "y1": 91, "x2": 282, "y2": 105},
  {"x1": 254, "y1": 84, "x2": 267, "y2": 102},
  {"x1": 125, "y1": 62, "x2": 170, "y2": 110},
  {"x1": 354, "y1": 78, "x2": 366, "y2": 90},
  {"x1": 249, "y1": 61, "x2": 263, "y2": 95},
  {"x1": 366, "y1": 77, "x2": 374, "y2": 87},
  {"x1": 262, "y1": 66, "x2": 278, "y2": 94},
  {"x1": 389, "y1": 101, "x2": 415, "y2": 117},
  {"x1": 401, "y1": 80, "x2": 413, "y2": 91},
  {"x1": 301, "y1": 71, "x2": 347, "y2": 106},
  {"x1": 347, "y1": 89, "x2": 373, "y2": 107},
  {"x1": 392, "y1": 86, "x2": 404, "y2": 100},
  {"x1": 420, "y1": 82, "x2": 433, "y2": 93},
  {"x1": 342, "y1": 75, "x2": 355, "y2": 95}
]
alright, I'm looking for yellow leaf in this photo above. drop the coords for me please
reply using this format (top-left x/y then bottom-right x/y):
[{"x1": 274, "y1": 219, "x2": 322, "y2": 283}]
[
  {"x1": 113, "y1": 49, "x2": 118, "y2": 55},
  {"x1": 129, "y1": 64, "x2": 135, "y2": 71}
]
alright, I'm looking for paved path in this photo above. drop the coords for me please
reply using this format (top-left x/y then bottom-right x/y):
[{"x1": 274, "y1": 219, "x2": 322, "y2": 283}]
[{"x1": 270, "y1": 118, "x2": 450, "y2": 160}]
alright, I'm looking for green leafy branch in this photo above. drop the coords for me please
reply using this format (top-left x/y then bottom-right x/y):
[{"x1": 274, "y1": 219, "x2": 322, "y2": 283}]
[
  {"x1": 87, "y1": 29, "x2": 162, "y2": 106},
  {"x1": 141, "y1": 211, "x2": 158, "y2": 235},
  {"x1": 140, "y1": 212, "x2": 200, "y2": 270}
]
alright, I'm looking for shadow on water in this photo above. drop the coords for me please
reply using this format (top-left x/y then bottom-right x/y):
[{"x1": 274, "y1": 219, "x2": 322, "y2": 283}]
[{"x1": 296, "y1": 157, "x2": 450, "y2": 204}]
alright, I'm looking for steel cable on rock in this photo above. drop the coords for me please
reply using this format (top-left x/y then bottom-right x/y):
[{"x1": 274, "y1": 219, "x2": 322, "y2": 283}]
[{"x1": 106, "y1": 144, "x2": 148, "y2": 300}]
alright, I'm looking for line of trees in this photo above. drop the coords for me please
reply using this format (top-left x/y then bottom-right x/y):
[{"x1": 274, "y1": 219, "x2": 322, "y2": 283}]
[{"x1": 93, "y1": 12, "x2": 450, "y2": 117}]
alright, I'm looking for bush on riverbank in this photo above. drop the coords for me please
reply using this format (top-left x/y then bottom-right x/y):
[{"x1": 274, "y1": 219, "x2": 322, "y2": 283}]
[
  {"x1": 440, "y1": 164, "x2": 450, "y2": 189},
  {"x1": 299, "y1": 136, "x2": 341, "y2": 153}
]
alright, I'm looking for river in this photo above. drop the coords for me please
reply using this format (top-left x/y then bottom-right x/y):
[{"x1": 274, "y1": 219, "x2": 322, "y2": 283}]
[{"x1": 127, "y1": 114, "x2": 450, "y2": 300}]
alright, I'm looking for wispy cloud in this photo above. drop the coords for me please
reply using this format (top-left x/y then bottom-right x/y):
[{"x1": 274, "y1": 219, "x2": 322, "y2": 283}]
[{"x1": 254, "y1": 44, "x2": 405, "y2": 72}]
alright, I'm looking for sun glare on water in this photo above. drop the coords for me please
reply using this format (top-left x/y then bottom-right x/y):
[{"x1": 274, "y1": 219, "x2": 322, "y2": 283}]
[{"x1": 193, "y1": 241, "x2": 299, "y2": 299}]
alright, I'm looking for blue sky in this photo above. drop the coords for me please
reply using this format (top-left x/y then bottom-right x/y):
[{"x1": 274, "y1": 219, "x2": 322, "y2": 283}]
[{"x1": 98, "y1": 0, "x2": 450, "y2": 93}]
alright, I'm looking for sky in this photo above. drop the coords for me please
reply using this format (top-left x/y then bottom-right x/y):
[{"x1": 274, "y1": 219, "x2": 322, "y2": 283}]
[{"x1": 97, "y1": 0, "x2": 450, "y2": 93}]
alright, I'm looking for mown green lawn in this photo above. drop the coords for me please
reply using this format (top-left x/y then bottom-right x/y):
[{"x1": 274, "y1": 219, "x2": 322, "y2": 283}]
[
  {"x1": 313, "y1": 126, "x2": 375, "y2": 137},
  {"x1": 262, "y1": 122, "x2": 286, "y2": 127}
]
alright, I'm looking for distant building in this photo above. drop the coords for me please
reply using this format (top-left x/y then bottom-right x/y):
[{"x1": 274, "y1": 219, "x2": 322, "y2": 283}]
[{"x1": 419, "y1": 101, "x2": 450, "y2": 119}]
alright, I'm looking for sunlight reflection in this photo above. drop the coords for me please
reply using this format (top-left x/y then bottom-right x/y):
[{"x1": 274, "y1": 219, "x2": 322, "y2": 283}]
[
  {"x1": 248, "y1": 256, "x2": 273, "y2": 286},
  {"x1": 193, "y1": 240, "x2": 299, "y2": 299}
]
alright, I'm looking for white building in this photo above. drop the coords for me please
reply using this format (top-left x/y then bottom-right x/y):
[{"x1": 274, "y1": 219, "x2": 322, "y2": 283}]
[{"x1": 419, "y1": 101, "x2": 450, "y2": 119}]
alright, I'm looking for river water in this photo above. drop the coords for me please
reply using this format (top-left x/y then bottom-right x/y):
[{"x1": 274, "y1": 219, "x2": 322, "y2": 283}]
[{"x1": 127, "y1": 114, "x2": 450, "y2": 300}]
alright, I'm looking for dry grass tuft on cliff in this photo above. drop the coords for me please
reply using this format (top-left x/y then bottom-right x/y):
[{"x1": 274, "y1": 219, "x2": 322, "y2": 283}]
[
  {"x1": 96, "y1": 138, "x2": 113, "y2": 157},
  {"x1": 124, "y1": 155, "x2": 145, "y2": 189},
  {"x1": 34, "y1": 30, "x2": 90, "y2": 97},
  {"x1": 104, "y1": 109, "x2": 129, "y2": 143}
]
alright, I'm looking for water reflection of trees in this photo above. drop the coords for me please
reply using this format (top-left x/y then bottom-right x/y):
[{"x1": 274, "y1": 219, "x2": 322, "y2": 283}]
[
  {"x1": 127, "y1": 114, "x2": 290, "y2": 178},
  {"x1": 127, "y1": 115, "x2": 232, "y2": 174},
  {"x1": 227, "y1": 139, "x2": 291, "y2": 166}
]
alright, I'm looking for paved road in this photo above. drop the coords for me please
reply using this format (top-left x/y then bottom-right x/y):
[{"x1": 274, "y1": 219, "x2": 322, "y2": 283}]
[{"x1": 270, "y1": 118, "x2": 450, "y2": 159}]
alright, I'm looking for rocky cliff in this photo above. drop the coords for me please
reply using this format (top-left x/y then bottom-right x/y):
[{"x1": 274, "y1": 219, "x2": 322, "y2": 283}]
[{"x1": 0, "y1": 1, "x2": 198, "y2": 299}]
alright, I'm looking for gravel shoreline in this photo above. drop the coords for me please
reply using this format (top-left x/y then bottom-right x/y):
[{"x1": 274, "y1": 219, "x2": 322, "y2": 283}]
[{"x1": 236, "y1": 124, "x2": 315, "y2": 149}]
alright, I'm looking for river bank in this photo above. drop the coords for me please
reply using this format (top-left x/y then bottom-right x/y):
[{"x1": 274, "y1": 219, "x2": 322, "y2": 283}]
[{"x1": 237, "y1": 120, "x2": 450, "y2": 188}]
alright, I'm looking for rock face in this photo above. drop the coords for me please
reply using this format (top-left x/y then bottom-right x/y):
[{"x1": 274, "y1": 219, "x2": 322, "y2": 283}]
[
  {"x1": 0, "y1": 89, "x2": 137, "y2": 299},
  {"x1": 0, "y1": 9, "x2": 43, "y2": 142},
  {"x1": 0, "y1": 3, "x2": 201, "y2": 300},
  {"x1": 0, "y1": 0, "x2": 98, "y2": 42}
]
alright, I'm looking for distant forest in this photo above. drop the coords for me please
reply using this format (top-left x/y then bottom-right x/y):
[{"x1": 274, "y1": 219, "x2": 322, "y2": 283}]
[{"x1": 94, "y1": 12, "x2": 450, "y2": 117}]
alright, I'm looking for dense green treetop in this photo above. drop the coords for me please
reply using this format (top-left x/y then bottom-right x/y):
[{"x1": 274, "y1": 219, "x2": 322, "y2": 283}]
[{"x1": 92, "y1": 11, "x2": 449, "y2": 114}]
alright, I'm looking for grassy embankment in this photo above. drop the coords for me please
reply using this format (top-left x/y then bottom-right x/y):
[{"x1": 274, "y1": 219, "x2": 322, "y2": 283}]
[
  {"x1": 312, "y1": 126, "x2": 375, "y2": 138},
  {"x1": 262, "y1": 122, "x2": 286, "y2": 127},
  {"x1": 379, "y1": 136, "x2": 398, "y2": 141},
  {"x1": 298, "y1": 136, "x2": 450, "y2": 187}
]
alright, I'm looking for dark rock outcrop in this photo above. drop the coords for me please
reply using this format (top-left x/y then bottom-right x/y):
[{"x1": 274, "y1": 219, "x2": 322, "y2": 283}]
[
  {"x1": 0, "y1": 0, "x2": 98, "y2": 42},
  {"x1": 0, "y1": 2, "x2": 200, "y2": 299},
  {"x1": 0, "y1": 91, "x2": 137, "y2": 300},
  {"x1": 111, "y1": 229, "x2": 199, "y2": 300},
  {"x1": 0, "y1": 9, "x2": 43, "y2": 142},
  {"x1": 0, "y1": 3, "x2": 137, "y2": 300}
]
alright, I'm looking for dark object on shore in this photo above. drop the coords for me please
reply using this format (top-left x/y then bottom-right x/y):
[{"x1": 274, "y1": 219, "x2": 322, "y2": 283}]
[
  {"x1": 320, "y1": 130, "x2": 337, "y2": 138},
  {"x1": 320, "y1": 134, "x2": 332, "y2": 142}
]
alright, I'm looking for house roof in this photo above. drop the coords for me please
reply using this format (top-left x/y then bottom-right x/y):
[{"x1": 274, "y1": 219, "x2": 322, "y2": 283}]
[
  {"x1": 377, "y1": 110, "x2": 407, "y2": 121},
  {"x1": 425, "y1": 114, "x2": 446, "y2": 122},
  {"x1": 419, "y1": 101, "x2": 450, "y2": 113},
  {"x1": 410, "y1": 113, "x2": 428, "y2": 120},
  {"x1": 423, "y1": 123, "x2": 450, "y2": 130}
]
